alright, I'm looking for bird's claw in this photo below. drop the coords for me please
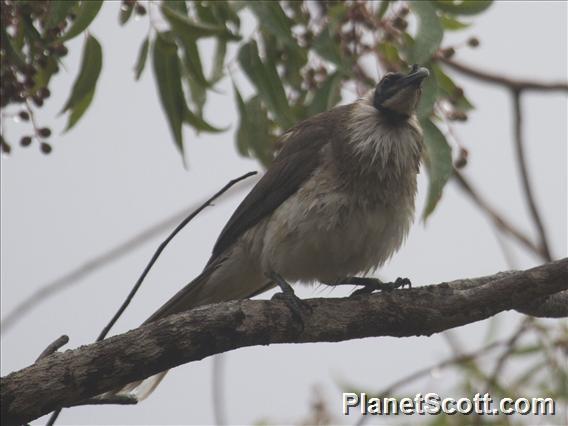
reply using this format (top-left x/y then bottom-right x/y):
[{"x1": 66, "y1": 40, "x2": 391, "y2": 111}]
[
  {"x1": 269, "y1": 271, "x2": 312, "y2": 329},
  {"x1": 349, "y1": 277, "x2": 411, "y2": 297}
]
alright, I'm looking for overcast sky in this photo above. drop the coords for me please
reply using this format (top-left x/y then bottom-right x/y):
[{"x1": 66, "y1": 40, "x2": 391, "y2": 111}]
[{"x1": 1, "y1": 1, "x2": 567, "y2": 425}]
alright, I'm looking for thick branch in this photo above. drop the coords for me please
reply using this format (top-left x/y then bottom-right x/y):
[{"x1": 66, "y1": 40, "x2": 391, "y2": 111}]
[{"x1": 2, "y1": 259, "x2": 567, "y2": 425}]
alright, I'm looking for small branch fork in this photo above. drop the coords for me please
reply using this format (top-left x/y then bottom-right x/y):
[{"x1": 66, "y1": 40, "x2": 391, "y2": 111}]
[{"x1": 2, "y1": 258, "x2": 566, "y2": 425}]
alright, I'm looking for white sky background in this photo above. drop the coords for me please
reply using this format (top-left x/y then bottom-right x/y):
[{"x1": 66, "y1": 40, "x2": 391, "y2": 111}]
[{"x1": 1, "y1": 1, "x2": 567, "y2": 425}]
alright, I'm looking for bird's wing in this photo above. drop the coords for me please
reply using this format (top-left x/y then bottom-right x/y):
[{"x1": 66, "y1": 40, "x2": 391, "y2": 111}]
[{"x1": 208, "y1": 105, "x2": 351, "y2": 264}]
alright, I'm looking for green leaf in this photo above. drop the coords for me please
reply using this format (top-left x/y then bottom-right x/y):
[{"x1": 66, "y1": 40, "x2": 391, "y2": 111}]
[
  {"x1": 432, "y1": 64, "x2": 474, "y2": 110},
  {"x1": 234, "y1": 85, "x2": 273, "y2": 166},
  {"x1": 409, "y1": 1, "x2": 444, "y2": 64},
  {"x1": 1, "y1": 27, "x2": 26, "y2": 68},
  {"x1": 440, "y1": 15, "x2": 471, "y2": 30},
  {"x1": 313, "y1": 27, "x2": 345, "y2": 68},
  {"x1": 153, "y1": 32, "x2": 185, "y2": 154},
  {"x1": 161, "y1": 4, "x2": 237, "y2": 40},
  {"x1": 134, "y1": 37, "x2": 150, "y2": 80},
  {"x1": 377, "y1": 0, "x2": 391, "y2": 18},
  {"x1": 210, "y1": 40, "x2": 227, "y2": 84},
  {"x1": 420, "y1": 119, "x2": 452, "y2": 219},
  {"x1": 183, "y1": 103, "x2": 226, "y2": 133},
  {"x1": 46, "y1": 0, "x2": 78, "y2": 30},
  {"x1": 248, "y1": 2, "x2": 295, "y2": 46},
  {"x1": 433, "y1": 0, "x2": 493, "y2": 16},
  {"x1": 119, "y1": 1, "x2": 134, "y2": 25},
  {"x1": 308, "y1": 72, "x2": 343, "y2": 116},
  {"x1": 237, "y1": 40, "x2": 295, "y2": 129},
  {"x1": 61, "y1": 35, "x2": 103, "y2": 113},
  {"x1": 187, "y1": 74, "x2": 206, "y2": 117},
  {"x1": 64, "y1": 89, "x2": 94, "y2": 132},
  {"x1": 416, "y1": 65, "x2": 438, "y2": 119},
  {"x1": 176, "y1": 32, "x2": 210, "y2": 88},
  {"x1": 60, "y1": 0, "x2": 103, "y2": 42},
  {"x1": 164, "y1": 0, "x2": 188, "y2": 14}
]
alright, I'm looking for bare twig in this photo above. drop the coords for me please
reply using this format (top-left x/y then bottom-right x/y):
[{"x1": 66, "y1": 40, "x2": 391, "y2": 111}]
[
  {"x1": 67, "y1": 395, "x2": 138, "y2": 407},
  {"x1": 2, "y1": 259, "x2": 567, "y2": 425},
  {"x1": 511, "y1": 90, "x2": 552, "y2": 261},
  {"x1": 452, "y1": 170, "x2": 545, "y2": 259},
  {"x1": 35, "y1": 335, "x2": 69, "y2": 362},
  {"x1": 438, "y1": 57, "x2": 568, "y2": 92},
  {"x1": 354, "y1": 339, "x2": 506, "y2": 426},
  {"x1": 1, "y1": 178, "x2": 255, "y2": 333},
  {"x1": 484, "y1": 318, "x2": 531, "y2": 395},
  {"x1": 96, "y1": 171, "x2": 257, "y2": 342},
  {"x1": 212, "y1": 354, "x2": 227, "y2": 425}
]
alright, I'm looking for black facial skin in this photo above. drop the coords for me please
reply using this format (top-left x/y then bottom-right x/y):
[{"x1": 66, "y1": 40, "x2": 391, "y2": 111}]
[{"x1": 373, "y1": 64, "x2": 430, "y2": 116}]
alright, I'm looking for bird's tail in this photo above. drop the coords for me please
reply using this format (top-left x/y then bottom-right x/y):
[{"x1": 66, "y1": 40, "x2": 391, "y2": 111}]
[{"x1": 104, "y1": 260, "x2": 269, "y2": 401}]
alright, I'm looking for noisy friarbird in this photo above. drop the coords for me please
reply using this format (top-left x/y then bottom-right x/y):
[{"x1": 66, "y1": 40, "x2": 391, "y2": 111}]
[{"x1": 111, "y1": 65, "x2": 429, "y2": 399}]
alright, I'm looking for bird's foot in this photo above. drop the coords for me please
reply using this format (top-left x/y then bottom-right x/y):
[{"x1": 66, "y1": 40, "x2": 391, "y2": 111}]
[
  {"x1": 349, "y1": 277, "x2": 411, "y2": 297},
  {"x1": 268, "y1": 271, "x2": 312, "y2": 329}
]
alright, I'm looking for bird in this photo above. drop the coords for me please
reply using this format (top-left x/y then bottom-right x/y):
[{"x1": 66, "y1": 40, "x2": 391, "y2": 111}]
[{"x1": 112, "y1": 64, "x2": 429, "y2": 399}]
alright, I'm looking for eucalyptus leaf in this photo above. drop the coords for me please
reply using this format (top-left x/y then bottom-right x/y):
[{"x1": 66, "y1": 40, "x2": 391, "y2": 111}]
[
  {"x1": 176, "y1": 33, "x2": 209, "y2": 87},
  {"x1": 234, "y1": 85, "x2": 273, "y2": 166},
  {"x1": 153, "y1": 33, "x2": 185, "y2": 154},
  {"x1": 210, "y1": 40, "x2": 227, "y2": 84},
  {"x1": 134, "y1": 37, "x2": 150, "y2": 80},
  {"x1": 61, "y1": 35, "x2": 102, "y2": 114},
  {"x1": 409, "y1": 1, "x2": 443, "y2": 64},
  {"x1": 64, "y1": 89, "x2": 94, "y2": 132},
  {"x1": 440, "y1": 15, "x2": 471, "y2": 30},
  {"x1": 60, "y1": 0, "x2": 103, "y2": 42},
  {"x1": 184, "y1": 104, "x2": 226, "y2": 133},
  {"x1": 248, "y1": 2, "x2": 295, "y2": 46},
  {"x1": 161, "y1": 4, "x2": 237, "y2": 40},
  {"x1": 46, "y1": 0, "x2": 78, "y2": 30},
  {"x1": 238, "y1": 40, "x2": 295, "y2": 129},
  {"x1": 308, "y1": 72, "x2": 343, "y2": 116},
  {"x1": 420, "y1": 118, "x2": 452, "y2": 220},
  {"x1": 433, "y1": 0, "x2": 493, "y2": 16},
  {"x1": 433, "y1": 64, "x2": 475, "y2": 110},
  {"x1": 417, "y1": 65, "x2": 438, "y2": 119},
  {"x1": 119, "y1": 1, "x2": 134, "y2": 25}
]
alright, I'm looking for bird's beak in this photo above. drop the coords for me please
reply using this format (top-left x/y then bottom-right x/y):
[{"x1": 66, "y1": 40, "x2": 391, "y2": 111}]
[{"x1": 397, "y1": 65, "x2": 430, "y2": 90}]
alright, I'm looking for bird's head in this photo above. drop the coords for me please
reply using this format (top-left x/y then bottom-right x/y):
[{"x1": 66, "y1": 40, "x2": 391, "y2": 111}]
[{"x1": 373, "y1": 65, "x2": 430, "y2": 119}]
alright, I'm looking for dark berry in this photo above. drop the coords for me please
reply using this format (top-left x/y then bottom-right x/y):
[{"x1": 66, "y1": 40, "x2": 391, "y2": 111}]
[
  {"x1": 38, "y1": 127, "x2": 52, "y2": 137},
  {"x1": 19, "y1": 110, "x2": 30, "y2": 121},
  {"x1": 40, "y1": 142, "x2": 52, "y2": 154},
  {"x1": 20, "y1": 136, "x2": 33, "y2": 146}
]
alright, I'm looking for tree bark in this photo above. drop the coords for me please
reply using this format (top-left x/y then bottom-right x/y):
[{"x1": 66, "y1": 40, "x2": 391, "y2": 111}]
[{"x1": 2, "y1": 259, "x2": 567, "y2": 425}]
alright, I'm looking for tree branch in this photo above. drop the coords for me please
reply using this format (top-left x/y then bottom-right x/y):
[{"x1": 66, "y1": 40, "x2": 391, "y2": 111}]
[
  {"x1": 438, "y1": 57, "x2": 568, "y2": 92},
  {"x1": 2, "y1": 259, "x2": 567, "y2": 425},
  {"x1": 511, "y1": 90, "x2": 552, "y2": 261}
]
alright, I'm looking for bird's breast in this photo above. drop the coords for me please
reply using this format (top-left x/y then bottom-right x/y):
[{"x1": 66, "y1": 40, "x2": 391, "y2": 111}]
[{"x1": 259, "y1": 162, "x2": 415, "y2": 284}]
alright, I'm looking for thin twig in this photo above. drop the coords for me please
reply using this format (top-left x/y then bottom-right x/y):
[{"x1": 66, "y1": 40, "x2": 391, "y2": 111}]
[
  {"x1": 438, "y1": 57, "x2": 568, "y2": 92},
  {"x1": 484, "y1": 318, "x2": 531, "y2": 395},
  {"x1": 1, "y1": 180, "x2": 255, "y2": 333},
  {"x1": 212, "y1": 354, "x2": 227, "y2": 425},
  {"x1": 35, "y1": 335, "x2": 69, "y2": 362},
  {"x1": 452, "y1": 170, "x2": 545, "y2": 259},
  {"x1": 67, "y1": 395, "x2": 138, "y2": 407},
  {"x1": 354, "y1": 339, "x2": 506, "y2": 426},
  {"x1": 96, "y1": 170, "x2": 257, "y2": 342},
  {"x1": 511, "y1": 90, "x2": 552, "y2": 261}
]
